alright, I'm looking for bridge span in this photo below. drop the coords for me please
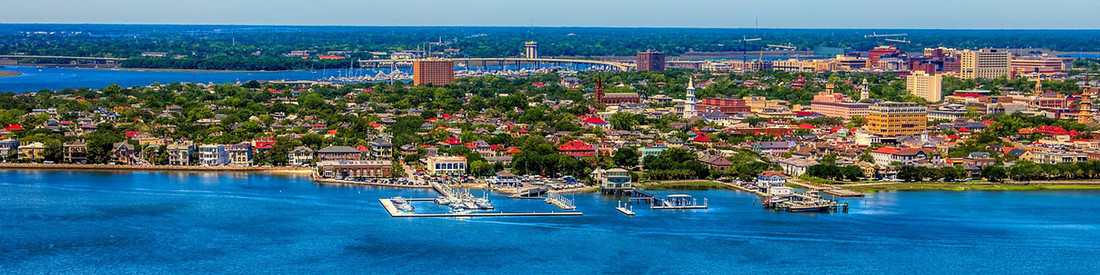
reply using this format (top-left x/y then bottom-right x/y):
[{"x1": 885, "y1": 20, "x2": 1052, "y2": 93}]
[{"x1": 358, "y1": 57, "x2": 632, "y2": 71}]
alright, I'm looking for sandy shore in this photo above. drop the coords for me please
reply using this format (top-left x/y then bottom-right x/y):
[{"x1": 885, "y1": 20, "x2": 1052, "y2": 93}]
[
  {"x1": 0, "y1": 163, "x2": 312, "y2": 174},
  {"x1": 0, "y1": 71, "x2": 22, "y2": 77}
]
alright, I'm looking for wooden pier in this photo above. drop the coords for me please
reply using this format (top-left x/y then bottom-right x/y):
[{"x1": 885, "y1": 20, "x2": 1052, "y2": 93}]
[{"x1": 380, "y1": 199, "x2": 582, "y2": 218}]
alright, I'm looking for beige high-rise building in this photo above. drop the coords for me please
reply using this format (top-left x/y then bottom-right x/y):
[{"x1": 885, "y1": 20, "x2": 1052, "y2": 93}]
[
  {"x1": 906, "y1": 70, "x2": 943, "y2": 102},
  {"x1": 524, "y1": 41, "x2": 539, "y2": 59},
  {"x1": 959, "y1": 49, "x2": 1011, "y2": 79}
]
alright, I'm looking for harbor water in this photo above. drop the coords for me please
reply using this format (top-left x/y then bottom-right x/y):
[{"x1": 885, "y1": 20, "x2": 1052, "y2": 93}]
[{"x1": 1, "y1": 170, "x2": 1099, "y2": 273}]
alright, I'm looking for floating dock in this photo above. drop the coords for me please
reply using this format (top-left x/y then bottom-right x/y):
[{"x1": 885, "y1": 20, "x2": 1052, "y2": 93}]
[
  {"x1": 615, "y1": 201, "x2": 636, "y2": 216},
  {"x1": 380, "y1": 199, "x2": 582, "y2": 218},
  {"x1": 545, "y1": 192, "x2": 576, "y2": 210},
  {"x1": 651, "y1": 194, "x2": 708, "y2": 210}
]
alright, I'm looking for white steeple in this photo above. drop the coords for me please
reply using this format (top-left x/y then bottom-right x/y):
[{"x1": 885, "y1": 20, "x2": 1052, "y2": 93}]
[{"x1": 683, "y1": 77, "x2": 697, "y2": 119}]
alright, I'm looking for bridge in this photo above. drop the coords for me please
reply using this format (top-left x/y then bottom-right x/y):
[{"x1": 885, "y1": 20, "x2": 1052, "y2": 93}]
[
  {"x1": 358, "y1": 57, "x2": 632, "y2": 71},
  {"x1": 0, "y1": 55, "x2": 127, "y2": 61}
]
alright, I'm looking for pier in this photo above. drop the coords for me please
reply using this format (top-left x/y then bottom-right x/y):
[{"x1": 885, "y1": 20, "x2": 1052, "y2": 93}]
[
  {"x1": 544, "y1": 192, "x2": 576, "y2": 210},
  {"x1": 615, "y1": 201, "x2": 636, "y2": 216},
  {"x1": 380, "y1": 199, "x2": 582, "y2": 218},
  {"x1": 651, "y1": 194, "x2": 708, "y2": 210},
  {"x1": 788, "y1": 179, "x2": 865, "y2": 197}
]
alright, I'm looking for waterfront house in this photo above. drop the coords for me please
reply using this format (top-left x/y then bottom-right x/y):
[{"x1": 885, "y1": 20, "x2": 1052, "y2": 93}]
[
  {"x1": 18, "y1": 142, "x2": 46, "y2": 161},
  {"x1": 757, "y1": 171, "x2": 788, "y2": 187},
  {"x1": 288, "y1": 146, "x2": 314, "y2": 167},
  {"x1": 228, "y1": 143, "x2": 253, "y2": 166},
  {"x1": 198, "y1": 144, "x2": 230, "y2": 166},
  {"x1": 63, "y1": 140, "x2": 87, "y2": 164},
  {"x1": 0, "y1": 138, "x2": 18, "y2": 160},
  {"x1": 167, "y1": 142, "x2": 194, "y2": 166},
  {"x1": 111, "y1": 142, "x2": 138, "y2": 165}
]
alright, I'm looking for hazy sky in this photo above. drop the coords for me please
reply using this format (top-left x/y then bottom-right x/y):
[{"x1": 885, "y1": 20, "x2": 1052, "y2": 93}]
[{"x1": 3, "y1": 0, "x2": 1099, "y2": 29}]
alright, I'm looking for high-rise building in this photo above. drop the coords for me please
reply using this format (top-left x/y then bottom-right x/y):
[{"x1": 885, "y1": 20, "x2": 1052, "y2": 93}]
[
  {"x1": 524, "y1": 41, "x2": 539, "y2": 59},
  {"x1": 636, "y1": 50, "x2": 666, "y2": 72},
  {"x1": 959, "y1": 49, "x2": 1011, "y2": 79},
  {"x1": 412, "y1": 59, "x2": 455, "y2": 86},
  {"x1": 906, "y1": 70, "x2": 943, "y2": 102},
  {"x1": 683, "y1": 77, "x2": 697, "y2": 119},
  {"x1": 867, "y1": 102, "x2": 928, "y2": 137}
]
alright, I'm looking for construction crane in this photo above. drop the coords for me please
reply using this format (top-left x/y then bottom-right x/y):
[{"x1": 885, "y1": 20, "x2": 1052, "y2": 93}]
[
  {"x1": 734, "y1": 36, "x2": 763, "y2": 63},
  {"x1": 767, "y1": 43, "x2": 797, "y2": 51},
  {"x1": 884, "y1": 38, "x2": 911, "y2": 44},
  {"x1": 863, "y1": 32, "x2": 908, "y2": 38}
]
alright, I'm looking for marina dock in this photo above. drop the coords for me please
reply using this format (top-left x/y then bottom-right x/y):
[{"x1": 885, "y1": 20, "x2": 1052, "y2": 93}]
[
  {"x1": 545, "y1": 192, "x2": 576, "y2": 210},
  {"x1": 615, "y1": 201, "x2": 636, "y2": 216},
  {"x1": 380, "y1": 199, "x2": 582, "y2": 218},
  {"x1": 788, "y1": 180, "x2": 865, "y2": 197}
]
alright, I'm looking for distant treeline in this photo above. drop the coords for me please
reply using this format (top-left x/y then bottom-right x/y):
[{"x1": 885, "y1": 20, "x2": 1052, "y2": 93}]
[{"x1": 3, "y1": 25, "x2": 1100, "y2": 70}]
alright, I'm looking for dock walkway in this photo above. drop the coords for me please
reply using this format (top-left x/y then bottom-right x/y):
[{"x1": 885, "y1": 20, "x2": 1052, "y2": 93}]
[{"x1": 380, "y1": 199, "x2": 582, "y2": 218}]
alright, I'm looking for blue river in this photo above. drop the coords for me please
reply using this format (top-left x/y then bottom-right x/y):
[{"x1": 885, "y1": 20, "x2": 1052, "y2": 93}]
[
  {"x1": 1, "y1": 170, "x2": 1098, "y2": 273},
  {"x1": 0, "y1": 66, "x2": 405, "y2": 93}
]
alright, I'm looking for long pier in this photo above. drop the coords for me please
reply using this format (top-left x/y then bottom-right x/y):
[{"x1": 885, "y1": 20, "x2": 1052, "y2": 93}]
[
  {"x1": 380, "y1": 199, "x2": 581, "y2": 218},
  {"x1": 788, "y1": 180, "x2": 865, "y2": 197}
]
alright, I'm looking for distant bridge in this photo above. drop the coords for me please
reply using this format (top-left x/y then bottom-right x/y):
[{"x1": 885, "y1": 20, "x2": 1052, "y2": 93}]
[
  {"x1": 0, "y1": 55, "x2": 127, "y2": 61},
  {"x1": 358, "y1": 57, "x2": 632, "y2": 71}
]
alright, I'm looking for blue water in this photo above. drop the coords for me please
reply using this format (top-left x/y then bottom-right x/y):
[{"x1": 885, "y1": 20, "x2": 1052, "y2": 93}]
[
  {"x1": 1, "y1": 170, "x2": 1099, "y2": 273},
  {"x1": 0, "y1": 66, "x2": 403, "y2": 93}
]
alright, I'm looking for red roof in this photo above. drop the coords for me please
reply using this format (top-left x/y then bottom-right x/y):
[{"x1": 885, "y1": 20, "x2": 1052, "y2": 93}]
[
  {"x1": 4, "y1": 124, "x2": 24, "y2": 131},
  {"x1": 557, "y1": 141, "x2": 595, "y2": 157},
  {"x1": 797, "y1": 123, "x2": 818, "y2": 130},
  {"x1": 444, "y1": 137, "x2": 462, "y2": 145},
  {"x1": 872, "y1": 147, "x2": 901, "y2": 154},
  {"x1": 125, "y1": 131, "x2": 141, "y2": 137},
  {"x1": 794, "y1": 111, "x2": 817, "y2": 116},
  {"x1": 693, "y1": 135, "x2": 713, "y2": 142},
  {"x1": 948, "y1": 134, "x2": 960, "y2": 139},
  {"x1": 356, "y1": 145, "x2": 370, "y2": 152},
  {"x1": 958, "y1": 127, "x2": 970, "y2": 132},
  {"x1": 532, "y1": 82, "x2": 547, "y2": 87},
  {"x1": 254, "y1": 141, "x2": 275, "y2": 149},
  {"x1": 582, "y1": 117, "x2": 608, "y2": 125},
  {"x1": 952, "y1": 93, "x2": 984, "y2": 98}
]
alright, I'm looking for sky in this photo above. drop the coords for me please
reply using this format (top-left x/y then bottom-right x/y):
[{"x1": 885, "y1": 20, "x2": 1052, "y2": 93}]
[{"x1": 3, "y1": 0, "x2": 1099, "y2": 29}]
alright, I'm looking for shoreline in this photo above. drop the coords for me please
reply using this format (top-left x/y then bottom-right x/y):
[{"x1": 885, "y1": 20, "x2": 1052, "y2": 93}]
[
  {"x1": 0, "y1": 71, "x2": 22, "y2": 77},
  {"x1": 0, "y1": 163, "x2": 312, "y2": 175},
  {"x1": 841, "y1": 182, "x2": 1100, "y2": 192}
]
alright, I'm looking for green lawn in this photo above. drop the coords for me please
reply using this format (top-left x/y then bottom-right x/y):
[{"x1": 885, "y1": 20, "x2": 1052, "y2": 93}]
[{"x1": 845, "y1": 183, "x2": 1100, "y2": 192}]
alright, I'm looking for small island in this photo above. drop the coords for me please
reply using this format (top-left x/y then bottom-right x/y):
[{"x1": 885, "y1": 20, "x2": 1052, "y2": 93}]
[{"x1": 0, "y1": 71, "x2": 22, "y2": 77}]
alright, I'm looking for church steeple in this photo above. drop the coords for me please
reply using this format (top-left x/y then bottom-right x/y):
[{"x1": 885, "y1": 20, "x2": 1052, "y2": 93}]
[
  {"x1": 594, "y1": 76, "x2": 605, "y2": 105},
  {"x1": 683, "y1": 77, "x2": 697, "y2": 119}
]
